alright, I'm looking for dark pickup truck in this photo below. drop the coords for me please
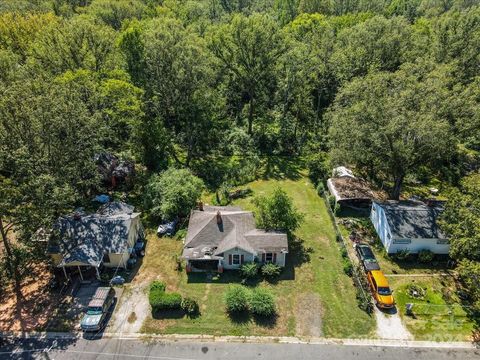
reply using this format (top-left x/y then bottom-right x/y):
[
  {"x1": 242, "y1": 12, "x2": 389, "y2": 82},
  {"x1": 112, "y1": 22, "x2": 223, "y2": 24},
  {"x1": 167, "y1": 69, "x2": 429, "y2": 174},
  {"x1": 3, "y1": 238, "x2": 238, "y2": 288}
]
[{"x1": 355, "y1": 243, "x2": 381, "y2": 271}]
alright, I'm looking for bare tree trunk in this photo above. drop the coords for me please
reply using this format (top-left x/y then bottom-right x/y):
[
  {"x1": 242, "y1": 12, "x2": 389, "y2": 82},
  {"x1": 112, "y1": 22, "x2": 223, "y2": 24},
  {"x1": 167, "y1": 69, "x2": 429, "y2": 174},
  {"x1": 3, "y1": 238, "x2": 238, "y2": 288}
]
[
  {"x1": 0, "y1": 216, "x2": 23, "y2": 302},
  {"x1": 248, "y1": 97, "x2": 254, "y2": 135},
  {"x1": 391, "y1": 174, "x2": 404, "y2": 200}
]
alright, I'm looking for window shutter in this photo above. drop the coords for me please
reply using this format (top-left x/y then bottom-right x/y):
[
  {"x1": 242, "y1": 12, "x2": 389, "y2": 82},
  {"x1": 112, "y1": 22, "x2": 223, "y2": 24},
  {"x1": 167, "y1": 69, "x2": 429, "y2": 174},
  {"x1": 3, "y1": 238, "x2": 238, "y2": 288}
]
[
  {"x1": 261, "y1": 253, "x2": 265, "y2": 262},
  {"x1": 240, "y1": 255, "x2": 244, "y2": 264},
  {"x1": 273, "y1": 253, "x2": 277, "y2": 264},
  {"x1": 229, "y1": 254, "x2": 232, "y2": 265}
]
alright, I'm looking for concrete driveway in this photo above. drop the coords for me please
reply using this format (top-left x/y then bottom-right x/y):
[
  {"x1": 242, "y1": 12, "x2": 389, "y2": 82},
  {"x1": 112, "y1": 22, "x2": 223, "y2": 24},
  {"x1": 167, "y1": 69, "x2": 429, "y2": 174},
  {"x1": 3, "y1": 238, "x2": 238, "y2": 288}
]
[{"x1": 108, "y1": 283, "x2": 149, "y2": 334}]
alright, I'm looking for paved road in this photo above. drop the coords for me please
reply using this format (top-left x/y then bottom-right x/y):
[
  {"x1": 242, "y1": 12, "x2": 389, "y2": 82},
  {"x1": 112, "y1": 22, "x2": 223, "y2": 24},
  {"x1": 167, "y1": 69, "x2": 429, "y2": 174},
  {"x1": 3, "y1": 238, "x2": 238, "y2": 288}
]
[{"x1": 1, "y1": 337, "x2": 479, "y2": 360}]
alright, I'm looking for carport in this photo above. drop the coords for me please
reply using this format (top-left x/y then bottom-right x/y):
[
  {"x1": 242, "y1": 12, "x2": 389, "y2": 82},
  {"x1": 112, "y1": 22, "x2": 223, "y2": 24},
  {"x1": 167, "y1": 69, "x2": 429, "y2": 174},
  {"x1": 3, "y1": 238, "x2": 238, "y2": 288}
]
[{"x1": 58, "y1": 244, "x2": 103, "y2": 281}]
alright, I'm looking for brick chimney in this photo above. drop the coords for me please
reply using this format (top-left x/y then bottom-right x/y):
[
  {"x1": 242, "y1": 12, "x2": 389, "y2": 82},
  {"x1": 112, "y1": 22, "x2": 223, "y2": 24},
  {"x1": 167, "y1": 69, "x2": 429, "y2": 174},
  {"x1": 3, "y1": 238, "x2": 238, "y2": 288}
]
[
  {"x1": 198, "y1": 201, "x2": 204, "y2": 211},
  {"x1": 216, "y1": 210, "x2": 222, "y2": 224}
]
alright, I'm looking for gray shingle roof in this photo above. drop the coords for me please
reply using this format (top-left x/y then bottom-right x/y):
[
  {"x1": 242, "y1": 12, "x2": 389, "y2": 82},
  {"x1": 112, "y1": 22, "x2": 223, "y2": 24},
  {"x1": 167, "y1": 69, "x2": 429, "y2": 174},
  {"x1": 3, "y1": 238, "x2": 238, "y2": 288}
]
[
  {"x1": 51, "y1": 202, "x2": 139, "y2": 267},
  {"x1": 183, "y1": 207, "x2": 288, "y2": 260},
  {"x1": 376, "y1": 201, "x2": 446, "y2": 240}
]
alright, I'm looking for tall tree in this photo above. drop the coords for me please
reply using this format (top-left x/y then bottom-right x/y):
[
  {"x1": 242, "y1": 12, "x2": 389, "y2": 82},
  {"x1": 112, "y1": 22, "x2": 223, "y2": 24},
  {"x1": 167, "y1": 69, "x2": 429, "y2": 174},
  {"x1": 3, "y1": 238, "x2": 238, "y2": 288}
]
[
  {"x1": 208, "y1": 13, "x2": 285, "y2": 135},
  {"x1": 328, "y1": 62, "x2": 455, "y2": 199},
  {"x1": 0, "y1": 79, "x2": 101, "y2": 283}
]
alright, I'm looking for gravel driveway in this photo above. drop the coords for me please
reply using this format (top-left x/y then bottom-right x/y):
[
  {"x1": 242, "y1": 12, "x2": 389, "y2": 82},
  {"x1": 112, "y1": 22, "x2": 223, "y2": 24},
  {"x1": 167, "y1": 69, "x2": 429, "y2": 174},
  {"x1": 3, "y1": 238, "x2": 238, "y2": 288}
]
[
  {"x1": 108, "y1": 284, "x2": 149, "y2": 334},
  {"x1": 374, "y1": 306, "x2": 413, "y2": 340}
]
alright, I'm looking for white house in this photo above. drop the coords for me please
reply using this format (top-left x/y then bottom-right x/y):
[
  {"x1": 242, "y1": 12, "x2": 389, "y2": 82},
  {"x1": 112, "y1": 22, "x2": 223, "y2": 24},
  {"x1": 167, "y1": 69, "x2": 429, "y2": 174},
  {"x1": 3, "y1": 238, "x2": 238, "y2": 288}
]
[
  {"x1": 182, "y1": 206, "x2": 288, "y2": 272},
  {"x1": 370, "y1": 200, "x2": 449, "y2": 255},
  {"x1": 48, "y1": 202, "x2": 144, "y2": 279}
]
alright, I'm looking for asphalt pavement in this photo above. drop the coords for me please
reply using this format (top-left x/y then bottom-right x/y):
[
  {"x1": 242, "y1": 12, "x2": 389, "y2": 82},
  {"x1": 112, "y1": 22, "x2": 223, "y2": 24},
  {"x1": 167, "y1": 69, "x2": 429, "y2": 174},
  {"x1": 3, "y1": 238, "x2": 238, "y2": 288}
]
[{"x1": 1, "y1": 336, "x2": 479, "y2": 360}]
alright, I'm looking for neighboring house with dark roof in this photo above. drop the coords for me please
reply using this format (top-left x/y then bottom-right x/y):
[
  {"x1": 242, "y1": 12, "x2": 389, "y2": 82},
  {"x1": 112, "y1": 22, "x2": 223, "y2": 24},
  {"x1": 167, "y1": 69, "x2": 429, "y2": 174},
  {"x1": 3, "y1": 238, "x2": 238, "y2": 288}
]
[
  {"x1": 182, "y1": 206, "x2": 288, "y2": 272},
  {"x1": 47, "y1": 202, "x2": 144, "y2": 279},
  {"x1": 370, "y1": 200, "x2": 449, "y2": 255}
]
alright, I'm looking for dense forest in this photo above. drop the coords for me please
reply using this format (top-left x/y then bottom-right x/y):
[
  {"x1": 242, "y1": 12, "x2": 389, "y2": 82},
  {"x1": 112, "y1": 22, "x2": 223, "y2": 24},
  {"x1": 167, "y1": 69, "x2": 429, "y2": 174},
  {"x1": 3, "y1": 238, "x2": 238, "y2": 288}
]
[{"x1": 0, "y1": 0, "x2": 479, "y2": 298}]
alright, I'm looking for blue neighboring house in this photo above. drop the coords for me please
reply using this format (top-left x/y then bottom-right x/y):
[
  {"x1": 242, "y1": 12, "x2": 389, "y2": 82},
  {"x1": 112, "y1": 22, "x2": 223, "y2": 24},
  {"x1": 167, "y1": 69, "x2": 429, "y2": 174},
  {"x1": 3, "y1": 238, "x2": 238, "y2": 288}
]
[{"x1": 370, "y1": 200, "x2": 449, "y2": 255}]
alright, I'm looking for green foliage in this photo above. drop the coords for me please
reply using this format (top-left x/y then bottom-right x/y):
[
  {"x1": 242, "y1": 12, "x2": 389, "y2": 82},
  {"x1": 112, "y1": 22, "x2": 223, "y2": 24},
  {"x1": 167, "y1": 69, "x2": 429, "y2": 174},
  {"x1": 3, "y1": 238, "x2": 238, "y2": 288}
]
[
  {"x1": 261, "y1": 263, "x2": 282, "y2": 278},
  {"x1": 457, "y1": 259, "x2": 480, "y2": 309},
  {"x1": 150, "y1": 280, "x2": 166, "y2": 293},
  {"x1": 418, "y1": 249, "x2": 435, "y2": 263},
  {"x1": 394, "y1": 249, "x2": 412, "y2": 262},
  {"x1": 149, "y1": 280, "x2": 182, "y2": 312},
  {"x1": 249, "y1": 288, "x2": 276, "y2": 317},
  {"x1": 145, "y1": 167, "x2": 204, "y2": 219},
  {"x1": 316, "y1": 182, "x2": 325, "y2": 196},
  {"x1": 328, "y1": 195, "x2": 336, "y2": 211},
  {"x1": 254, "y1": 187, "x2": 304, "y2": 235},
  {"x1": 328, "y1": 63, "x2": 454, "y2": 199},
  {"x1": 306, "y1": 152, "x2": 329, "y2": 186},
  {"x1": 440, "y1": 174, "x2": 480, "y2": 261},
  {"x1": 240, "y1": 262, "x2": 259, "y2": 279},
  {"x1": 225, "y1": 285, "x2": 249, "y2": 313},
  {"x1": 343, "y1": 258, "x2": 353, "y2": 277},
  {"x1": 181, "y1": 297, "x2": 199, "y2": 317}
]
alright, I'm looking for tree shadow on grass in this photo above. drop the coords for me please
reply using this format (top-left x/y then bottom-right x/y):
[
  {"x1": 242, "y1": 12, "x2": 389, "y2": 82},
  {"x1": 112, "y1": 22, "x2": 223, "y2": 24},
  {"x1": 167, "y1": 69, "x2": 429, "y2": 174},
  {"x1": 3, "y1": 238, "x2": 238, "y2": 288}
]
[
  {"x1": 228, "y1": 311, "x2": 251, "y2": 325},
  {"x1": 279, "y1": 237, "x2": 314, "y2": 281},
  {"x1": 252, "y1": 313, "x2": 277, "y2": 329},
  {"x1": 152, "y1": 309, "x2": 185, "y2": 320},
  {"x1": 260, "y1": 156, "x2": 304, "y2": 181}
]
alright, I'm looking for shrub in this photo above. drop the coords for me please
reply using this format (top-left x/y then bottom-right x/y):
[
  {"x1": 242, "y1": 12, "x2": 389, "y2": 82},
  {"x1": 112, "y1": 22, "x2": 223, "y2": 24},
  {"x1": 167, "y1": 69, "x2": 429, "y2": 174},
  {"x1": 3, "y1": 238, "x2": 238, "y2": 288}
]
[
  {"x1": 418, "y1": 249, "x2": 434, "y2": 263},
  {"x1": 340, "y1": 246, "x2": 348, "y2": 258},
  {"x1": 394, "y1": 249, "x2": 411, "y2": 262},
  {"x1": 343, "y1": 259, "x2": 353, "y2": 277},
  {"x1": 150, "y1": 280, "x2": 166, "y2": 293},
  {"x1": 152, "y1": 292, "x2": 182, "y2": 311},
  {"x1": 356, "y1": 286, "x2": 373, "y2": 314},
  {"x1": 181, "y1": 297, "x2": 199, "y2": 316},
  {"x1": 240, "y1": 262, "x2": 259, "y2": 279},
  {"x1": 249, "y1": 288, "x2": 276, "y2": 317},
  {"x1": 316, "y1": 182, "x2": 325, "y2": 196},
  {"x1": 261, "y1": 263, "x2": 282, "y2": 278},
  {"x1": 328, "y1": 195, "x2": 336, "y2": 211},
  {"x1": 225, "y1": 285, "x2": 249, "y2": 313}
]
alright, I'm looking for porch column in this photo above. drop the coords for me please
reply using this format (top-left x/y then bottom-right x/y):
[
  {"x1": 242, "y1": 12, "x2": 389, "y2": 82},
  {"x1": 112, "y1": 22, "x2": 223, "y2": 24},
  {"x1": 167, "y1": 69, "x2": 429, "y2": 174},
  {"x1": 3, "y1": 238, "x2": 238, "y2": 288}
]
[
  {"x1": 78, "y1": 265, "x2": 84, "y2": 281},
  {"x1": 62, "y1": 265, "x2": 67, "y2": 279},
  {"x1": 95, "y1": 266, "x2": 100, "y2": 280}
]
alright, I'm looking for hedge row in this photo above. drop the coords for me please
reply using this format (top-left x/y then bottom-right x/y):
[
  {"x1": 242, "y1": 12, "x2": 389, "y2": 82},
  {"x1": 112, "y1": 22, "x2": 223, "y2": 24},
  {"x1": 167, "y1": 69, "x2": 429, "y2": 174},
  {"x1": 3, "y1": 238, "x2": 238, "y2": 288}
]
[{"x1": 149, "y1": 280, "x2": 182, "y2": 312}]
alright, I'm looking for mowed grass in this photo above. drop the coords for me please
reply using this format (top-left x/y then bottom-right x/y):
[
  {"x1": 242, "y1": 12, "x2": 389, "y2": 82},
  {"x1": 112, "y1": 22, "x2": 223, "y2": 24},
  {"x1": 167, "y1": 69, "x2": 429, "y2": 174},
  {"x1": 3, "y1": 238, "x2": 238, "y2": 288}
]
[
  {"x1": 141, "y1": 174, "x2": 375, "y2": 338},
  {"x1": 389, "y1": 276, "x2": 474, "y2": 341}
]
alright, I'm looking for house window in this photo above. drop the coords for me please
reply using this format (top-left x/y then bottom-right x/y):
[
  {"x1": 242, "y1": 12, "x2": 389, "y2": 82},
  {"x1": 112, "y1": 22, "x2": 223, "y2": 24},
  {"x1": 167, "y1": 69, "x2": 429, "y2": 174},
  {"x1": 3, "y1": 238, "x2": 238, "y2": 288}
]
[
  {"x1": 103, "y1": 253, "x2": 111, "y2": 263},
  {"x1": 265, "y1": 253, "x2": 273, "y2": 262},
  {"x1": 232, "y1": 254, "x2": 240, "y2": 265},
  {"x1": 393, "y1": 239, "x2": 411, "y2": 244}
]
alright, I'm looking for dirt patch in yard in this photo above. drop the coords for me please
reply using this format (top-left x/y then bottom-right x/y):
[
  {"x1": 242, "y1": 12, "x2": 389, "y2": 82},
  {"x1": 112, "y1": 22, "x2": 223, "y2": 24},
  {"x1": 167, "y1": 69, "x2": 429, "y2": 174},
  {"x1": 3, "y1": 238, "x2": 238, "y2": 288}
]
[
  {"x1": 295, "y1": 293, "x2": 323, "y2": 337},
  {"x1": 0, "y1": 263, "x2": 61, "y2": 332}
]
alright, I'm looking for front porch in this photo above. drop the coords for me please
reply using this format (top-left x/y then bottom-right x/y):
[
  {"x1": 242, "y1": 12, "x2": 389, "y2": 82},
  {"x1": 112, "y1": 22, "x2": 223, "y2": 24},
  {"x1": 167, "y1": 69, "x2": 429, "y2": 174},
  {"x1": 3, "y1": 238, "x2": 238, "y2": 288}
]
[{"x1": 186, "y1": 259, "x2": 222, "y2": 273}]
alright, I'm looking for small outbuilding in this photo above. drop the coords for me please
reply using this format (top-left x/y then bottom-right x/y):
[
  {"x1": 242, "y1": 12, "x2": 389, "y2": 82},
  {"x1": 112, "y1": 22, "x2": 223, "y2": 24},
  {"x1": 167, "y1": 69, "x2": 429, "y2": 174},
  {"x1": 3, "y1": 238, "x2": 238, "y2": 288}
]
[
  {"x1": 370, "y1": 200, "x2": 449, "y2": 255},
  {"x1": 327, "y1": 167, "x2": 376, "y2": 207}
]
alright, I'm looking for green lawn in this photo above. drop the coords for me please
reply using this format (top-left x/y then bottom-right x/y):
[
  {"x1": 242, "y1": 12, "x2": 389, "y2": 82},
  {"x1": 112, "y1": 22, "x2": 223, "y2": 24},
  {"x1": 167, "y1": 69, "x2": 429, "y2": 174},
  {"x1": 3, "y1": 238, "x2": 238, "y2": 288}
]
[
  {"x1": 390, "y1": 276, "x2": 474, "y2": 341},
  {"x1": 140, "y1": 173, "x2": 375, "y2": 338}
]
